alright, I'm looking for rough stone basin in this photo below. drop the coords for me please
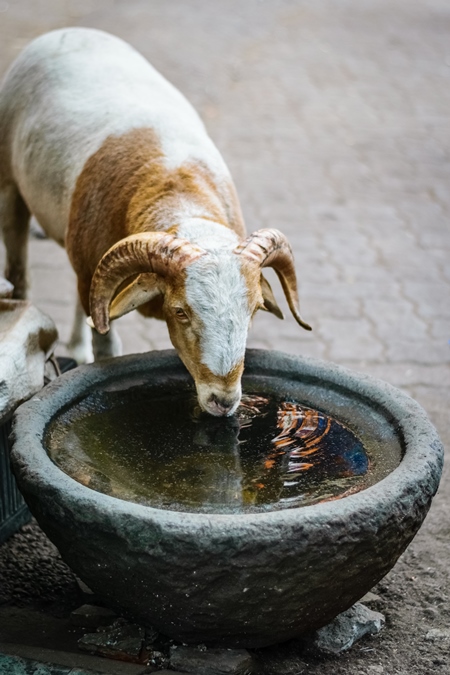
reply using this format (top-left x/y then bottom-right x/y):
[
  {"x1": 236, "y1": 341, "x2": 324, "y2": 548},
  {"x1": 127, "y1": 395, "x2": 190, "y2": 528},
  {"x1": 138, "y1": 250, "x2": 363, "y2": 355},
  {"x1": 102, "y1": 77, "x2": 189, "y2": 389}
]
[{"x1": 10, "y1": 350, "x2": 443, "y2": 648}]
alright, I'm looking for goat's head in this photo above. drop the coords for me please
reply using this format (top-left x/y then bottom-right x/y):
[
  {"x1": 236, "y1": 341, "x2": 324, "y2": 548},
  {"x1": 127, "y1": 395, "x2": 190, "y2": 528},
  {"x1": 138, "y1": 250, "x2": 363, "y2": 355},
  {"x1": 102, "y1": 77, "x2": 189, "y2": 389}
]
[{"x1": 89, "y1": 229, "x2": 311, "y2": 416}]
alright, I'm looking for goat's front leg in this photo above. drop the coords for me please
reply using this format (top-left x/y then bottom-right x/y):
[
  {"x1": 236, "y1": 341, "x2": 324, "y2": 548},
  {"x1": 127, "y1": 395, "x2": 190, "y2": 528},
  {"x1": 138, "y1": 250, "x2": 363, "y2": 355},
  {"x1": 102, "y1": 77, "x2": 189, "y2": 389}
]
[
  {"x1": 74, "y1": 278, "x2": 122, "y2": 362},
  {"x1": 0, "y1": 186, "x2": 30, "y2": 299},
  {"x1": 92, "y1": 324, "x2": 122, "y2": 361},
  {"x1": 67, "y1": 295, "x2": 94, "y2": 364}
]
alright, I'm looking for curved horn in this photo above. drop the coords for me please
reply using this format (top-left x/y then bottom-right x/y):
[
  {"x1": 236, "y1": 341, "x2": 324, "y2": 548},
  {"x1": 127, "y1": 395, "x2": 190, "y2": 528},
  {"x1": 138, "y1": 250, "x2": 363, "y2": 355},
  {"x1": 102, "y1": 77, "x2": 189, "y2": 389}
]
[
  {"x1": 89, "y1": 232, "x2": 205, "y2": 334},
  {"x1": 234, "y1": 228, "x2": 312, "y2": 331}
]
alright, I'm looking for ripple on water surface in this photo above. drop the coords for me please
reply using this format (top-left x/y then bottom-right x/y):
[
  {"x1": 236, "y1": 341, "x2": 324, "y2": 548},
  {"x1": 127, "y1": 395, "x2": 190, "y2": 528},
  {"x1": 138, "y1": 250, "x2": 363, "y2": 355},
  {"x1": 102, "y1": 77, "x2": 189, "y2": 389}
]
[{"x1": 45, "y1": 392, "x2": 399, "y2": 514}]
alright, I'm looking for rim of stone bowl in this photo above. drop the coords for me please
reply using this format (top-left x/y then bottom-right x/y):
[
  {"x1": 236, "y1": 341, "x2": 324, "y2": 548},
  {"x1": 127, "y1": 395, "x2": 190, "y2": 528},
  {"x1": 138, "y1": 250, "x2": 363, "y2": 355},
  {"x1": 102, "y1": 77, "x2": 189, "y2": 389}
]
[{"x1": 10, "y1": 349, "x2": 444, "y2": 535}]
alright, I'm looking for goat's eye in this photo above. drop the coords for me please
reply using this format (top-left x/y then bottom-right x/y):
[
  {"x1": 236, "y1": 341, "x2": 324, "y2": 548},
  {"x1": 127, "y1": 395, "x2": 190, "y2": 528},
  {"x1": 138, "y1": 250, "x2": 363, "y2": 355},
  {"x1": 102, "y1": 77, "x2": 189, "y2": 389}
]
[{"x1": 175, "y1": 308, "x2": 189, "y2": 322}]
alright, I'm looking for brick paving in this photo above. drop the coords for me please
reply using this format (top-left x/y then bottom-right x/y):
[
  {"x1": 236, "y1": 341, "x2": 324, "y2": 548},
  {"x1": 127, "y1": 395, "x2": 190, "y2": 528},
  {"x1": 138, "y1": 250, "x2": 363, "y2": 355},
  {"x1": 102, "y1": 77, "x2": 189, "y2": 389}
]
[{"x1": 1, "y1": 1, "x2": 449, "y2": 673}]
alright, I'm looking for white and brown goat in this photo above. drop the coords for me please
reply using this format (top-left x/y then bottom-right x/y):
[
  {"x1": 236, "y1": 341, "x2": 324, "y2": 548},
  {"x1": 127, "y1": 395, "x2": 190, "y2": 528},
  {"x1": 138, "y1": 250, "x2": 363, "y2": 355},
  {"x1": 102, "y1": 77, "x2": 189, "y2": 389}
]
[{"x1": 0, "y1": 28, "x2": 310, "y2": 416}]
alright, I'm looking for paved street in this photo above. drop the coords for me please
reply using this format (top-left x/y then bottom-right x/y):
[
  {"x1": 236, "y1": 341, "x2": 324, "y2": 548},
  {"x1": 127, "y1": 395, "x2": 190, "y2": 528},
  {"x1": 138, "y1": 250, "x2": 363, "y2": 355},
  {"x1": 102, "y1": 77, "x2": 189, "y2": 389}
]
[{"x1": 1, "y1": 1, "x2": 449, "y2": 674}]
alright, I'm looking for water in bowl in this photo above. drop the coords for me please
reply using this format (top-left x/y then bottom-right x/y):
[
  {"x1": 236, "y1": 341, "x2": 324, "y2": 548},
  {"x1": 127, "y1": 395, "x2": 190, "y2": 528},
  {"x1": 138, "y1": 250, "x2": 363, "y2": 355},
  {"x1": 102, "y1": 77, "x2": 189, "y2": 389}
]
[{"x1": 46, "y1": 390, "x2": 393, "y2": 513}]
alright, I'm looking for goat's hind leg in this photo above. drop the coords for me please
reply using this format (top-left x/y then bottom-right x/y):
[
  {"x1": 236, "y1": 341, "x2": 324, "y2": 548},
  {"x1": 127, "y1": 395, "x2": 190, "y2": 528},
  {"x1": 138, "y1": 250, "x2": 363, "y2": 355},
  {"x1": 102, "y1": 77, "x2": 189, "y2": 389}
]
[{"x1": 0, "y1": 185, "x2": 30, "y2": 299}]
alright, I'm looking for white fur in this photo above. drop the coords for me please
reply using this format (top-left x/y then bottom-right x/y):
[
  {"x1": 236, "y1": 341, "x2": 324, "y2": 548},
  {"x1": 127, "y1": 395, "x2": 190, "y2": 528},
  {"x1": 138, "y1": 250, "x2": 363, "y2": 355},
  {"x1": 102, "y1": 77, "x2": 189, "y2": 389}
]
[
  {"x1": 178, "y1": 220, "x2": 250, "y2": 376},
  {"x1": 0, "y1": 28, "x2": 230, "y2": 242}
]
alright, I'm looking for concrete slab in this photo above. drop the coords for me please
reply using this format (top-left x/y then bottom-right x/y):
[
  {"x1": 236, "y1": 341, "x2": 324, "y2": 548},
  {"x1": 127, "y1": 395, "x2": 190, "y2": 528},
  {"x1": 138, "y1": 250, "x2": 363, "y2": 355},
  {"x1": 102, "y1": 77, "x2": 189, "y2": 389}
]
[
  {"x1": 0, "y1": 643, "x2": 146, "y2": 675},
  {"x1": 0, "y1": 607, "x2": 145, "y2": 675}
]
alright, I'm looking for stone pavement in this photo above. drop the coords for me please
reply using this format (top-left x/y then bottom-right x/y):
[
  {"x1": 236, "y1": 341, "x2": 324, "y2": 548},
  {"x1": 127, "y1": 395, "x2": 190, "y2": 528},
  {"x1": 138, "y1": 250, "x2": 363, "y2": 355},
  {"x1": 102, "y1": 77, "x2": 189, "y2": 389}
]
[{"x1": 0, "y1": 1, "x2": 449, "y2": 674}]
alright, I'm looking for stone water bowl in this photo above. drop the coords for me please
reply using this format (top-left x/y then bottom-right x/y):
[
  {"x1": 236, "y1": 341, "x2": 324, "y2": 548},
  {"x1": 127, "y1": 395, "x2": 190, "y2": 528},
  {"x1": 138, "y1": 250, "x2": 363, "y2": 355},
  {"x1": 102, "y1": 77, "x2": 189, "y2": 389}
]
[{"x1": 10, "y1": 350, "x2": 443, "y2": 648}]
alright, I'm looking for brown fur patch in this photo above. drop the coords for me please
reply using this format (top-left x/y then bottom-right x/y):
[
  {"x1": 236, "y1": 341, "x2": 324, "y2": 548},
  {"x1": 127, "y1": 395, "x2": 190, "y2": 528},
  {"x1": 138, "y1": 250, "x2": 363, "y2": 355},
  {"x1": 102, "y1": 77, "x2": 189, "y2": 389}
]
[
  {"x1": 67, "y1": 128, "x2": 245, "y2": 314},
  {"x1": 137, "y1": 295, "x2": 165, "y2": 321},
  {"x1": 199, "y1": 360, "x2": 244, "y2": 389}
]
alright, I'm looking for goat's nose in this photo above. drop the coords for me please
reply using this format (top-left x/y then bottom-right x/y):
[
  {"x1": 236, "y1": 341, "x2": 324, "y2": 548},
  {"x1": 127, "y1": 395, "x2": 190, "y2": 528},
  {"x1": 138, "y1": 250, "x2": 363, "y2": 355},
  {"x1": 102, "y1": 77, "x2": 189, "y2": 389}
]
[{"x1": 207, "y1": 394, "x2": 236, "y2": 417}]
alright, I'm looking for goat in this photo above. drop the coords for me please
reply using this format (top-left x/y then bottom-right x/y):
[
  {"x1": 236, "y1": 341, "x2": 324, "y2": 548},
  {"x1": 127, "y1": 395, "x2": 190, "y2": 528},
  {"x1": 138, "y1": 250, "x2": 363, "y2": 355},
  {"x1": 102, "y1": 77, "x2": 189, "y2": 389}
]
[{"x1": 0, "y1": 28, "x2": 311, "y2": 416}]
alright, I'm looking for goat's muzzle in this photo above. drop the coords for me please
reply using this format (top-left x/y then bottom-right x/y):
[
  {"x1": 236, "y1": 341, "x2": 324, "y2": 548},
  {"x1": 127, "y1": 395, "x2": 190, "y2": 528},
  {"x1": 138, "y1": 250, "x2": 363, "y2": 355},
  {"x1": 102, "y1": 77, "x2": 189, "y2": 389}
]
[
  {"x1": 196, "y1": 383, "x2": 242, "y2": 417},
  {"x1": 205, "y1": 394, "x2": 240, "y2": 417}
]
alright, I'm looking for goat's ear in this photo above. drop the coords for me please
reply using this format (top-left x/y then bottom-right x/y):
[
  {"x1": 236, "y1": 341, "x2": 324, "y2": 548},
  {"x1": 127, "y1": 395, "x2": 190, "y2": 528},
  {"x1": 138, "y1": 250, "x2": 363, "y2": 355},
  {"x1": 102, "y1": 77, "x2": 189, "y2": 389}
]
[
  {"x1": 260, "y1": 274, "x2": 284, "y2": 320},
  {"x1": 109, "y1": 273, "x2": 162, "y2": 321}
]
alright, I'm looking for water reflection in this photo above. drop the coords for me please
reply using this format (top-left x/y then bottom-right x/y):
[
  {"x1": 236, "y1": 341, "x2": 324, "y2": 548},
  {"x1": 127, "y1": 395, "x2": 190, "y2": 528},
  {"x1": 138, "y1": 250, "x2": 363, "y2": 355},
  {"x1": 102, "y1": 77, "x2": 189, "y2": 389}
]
[
  {"x1": 46, "y1": 392, "x2": 373, "y2": 513},
  {"x1": 192, "y1": 415, "x2": 243, "y2": 506}
]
